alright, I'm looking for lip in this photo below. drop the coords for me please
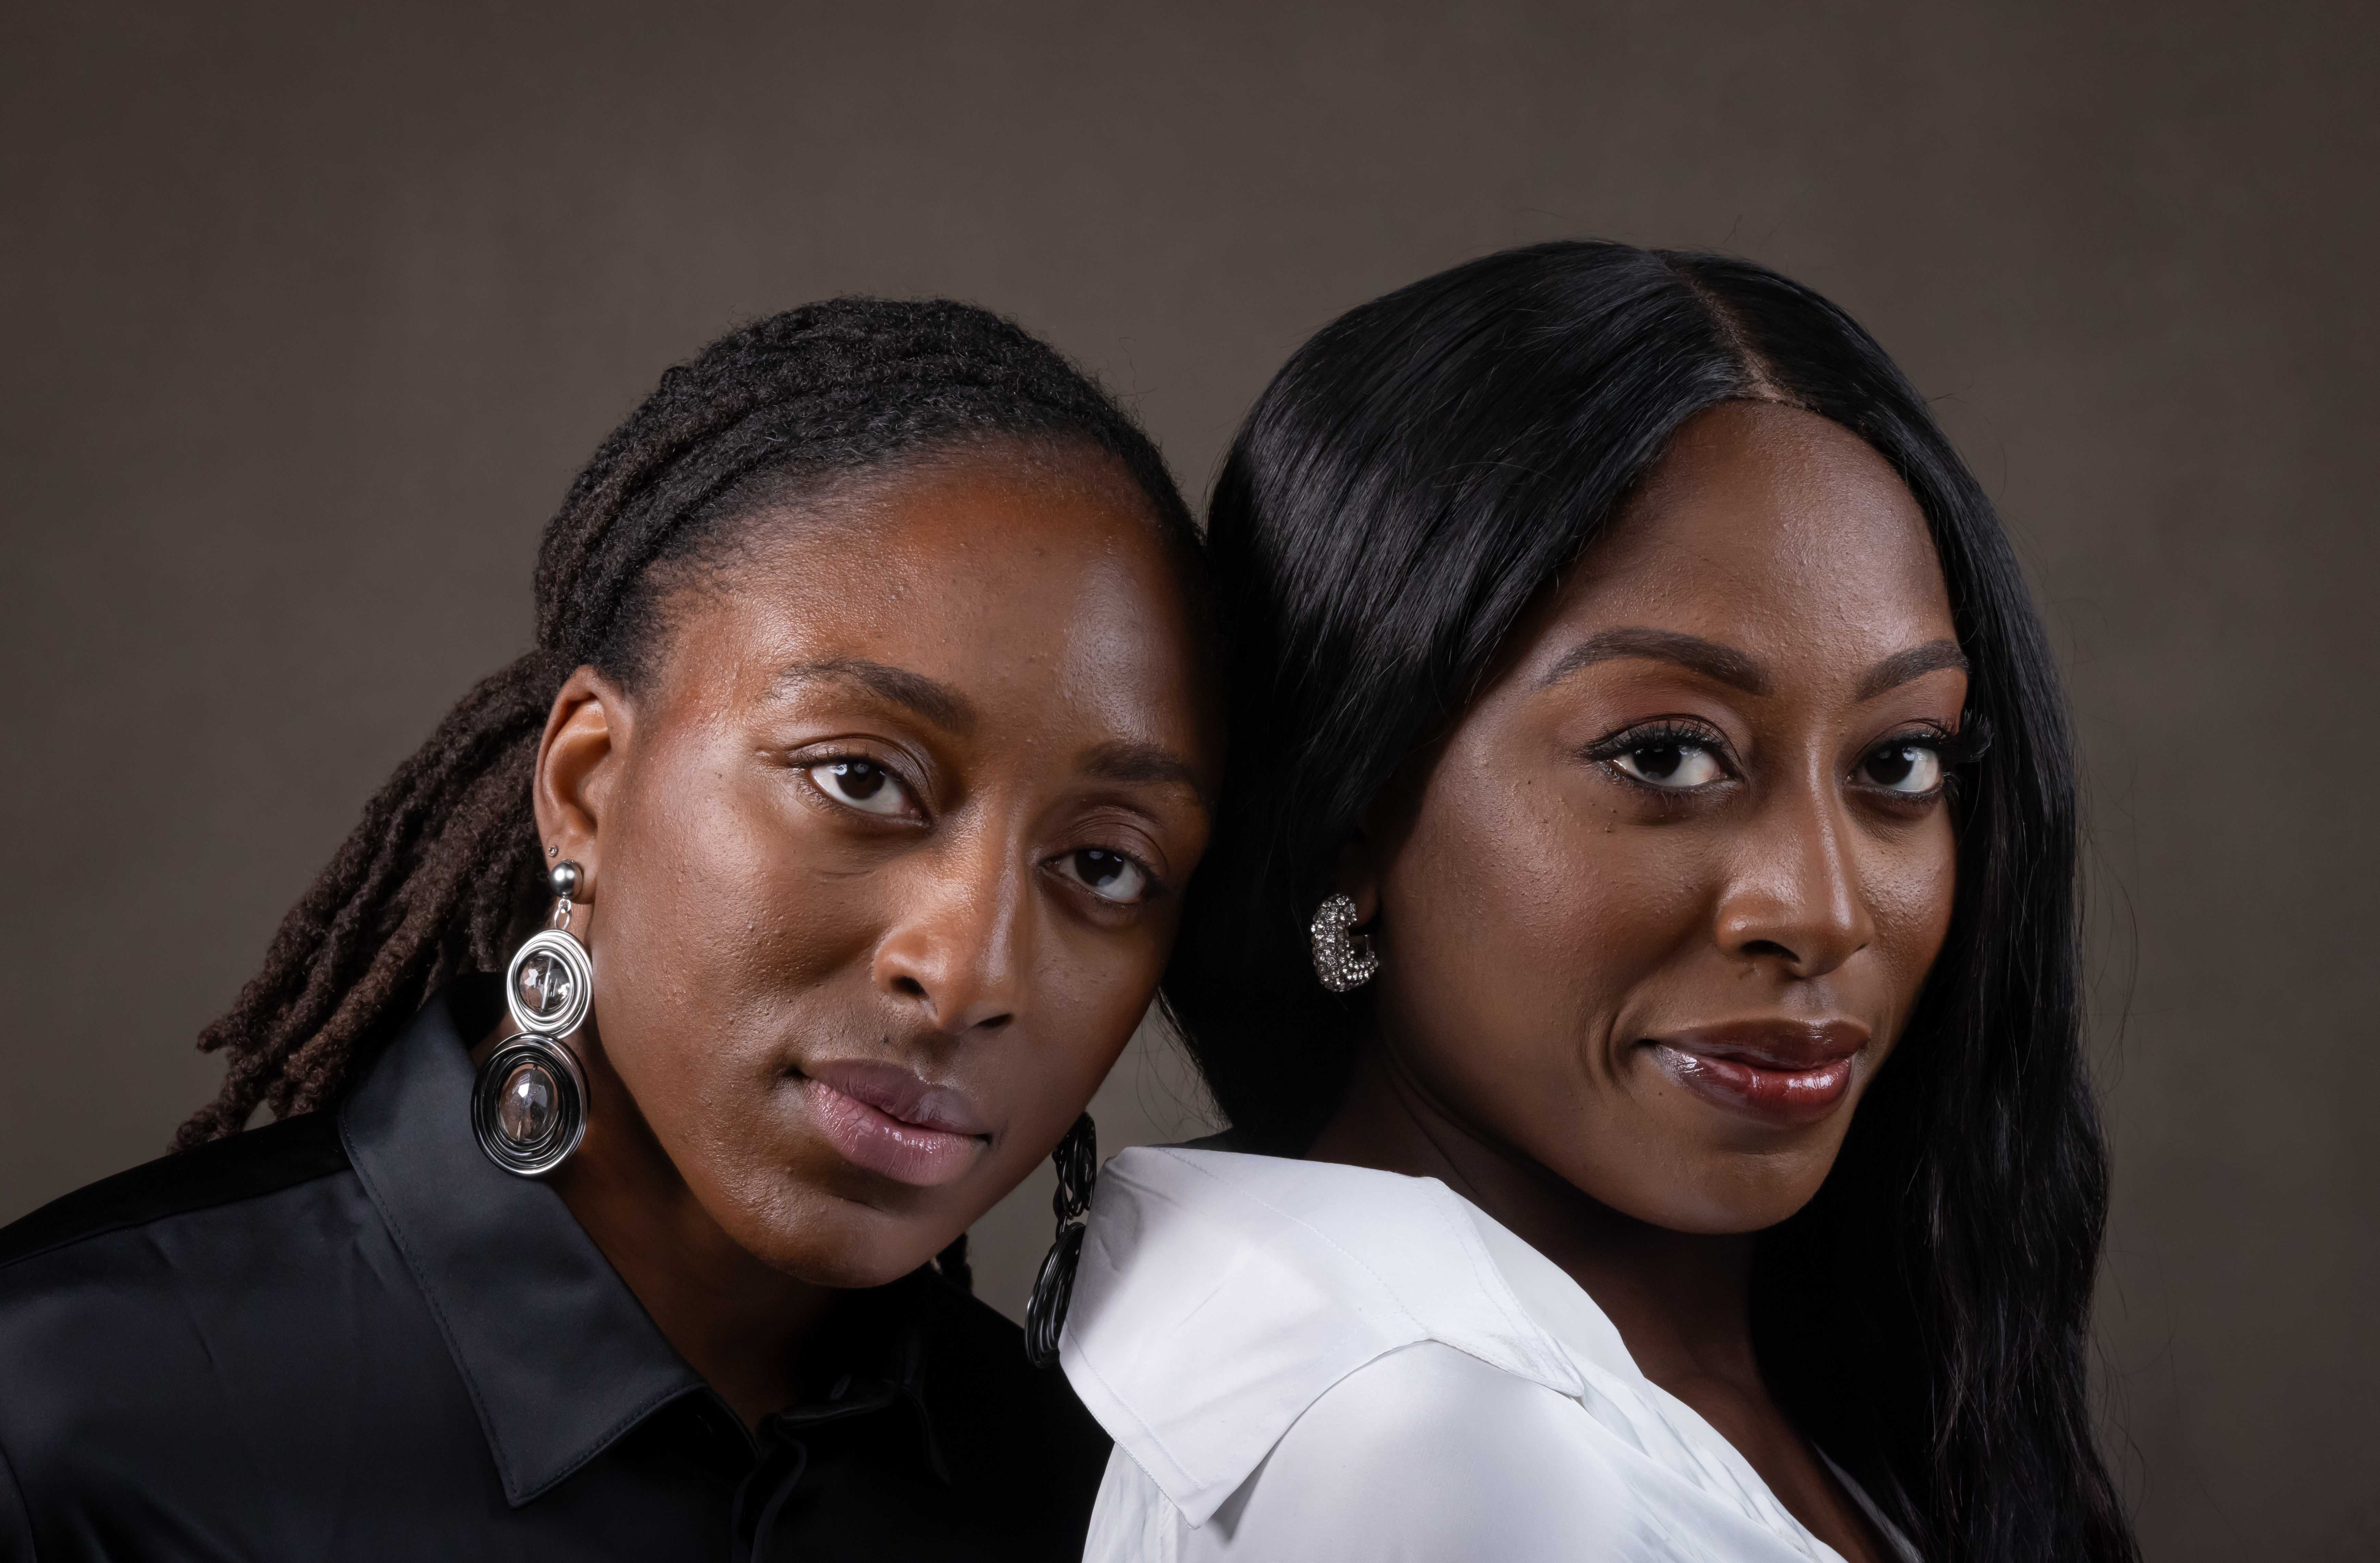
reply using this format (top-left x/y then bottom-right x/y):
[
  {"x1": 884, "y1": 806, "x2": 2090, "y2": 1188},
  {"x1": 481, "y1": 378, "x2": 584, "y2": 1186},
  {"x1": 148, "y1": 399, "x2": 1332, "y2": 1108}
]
[
  {"x1": 802, "y1": 1059, "x2": 989, "y2": 1187},
  {"x1": 1648, "y1": 1019, "x2": 1870, "y2": 1128}
]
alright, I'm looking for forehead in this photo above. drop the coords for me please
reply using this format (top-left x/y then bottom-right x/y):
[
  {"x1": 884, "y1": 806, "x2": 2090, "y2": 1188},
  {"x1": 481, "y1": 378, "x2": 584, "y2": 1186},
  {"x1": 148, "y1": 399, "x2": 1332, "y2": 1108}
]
[
  {"x1": 656, "y1": 451, "x2": 1207, "y2": 745},
  {"x1": 1543, "y1": 402, "x2": 1952, "y2": 663}
]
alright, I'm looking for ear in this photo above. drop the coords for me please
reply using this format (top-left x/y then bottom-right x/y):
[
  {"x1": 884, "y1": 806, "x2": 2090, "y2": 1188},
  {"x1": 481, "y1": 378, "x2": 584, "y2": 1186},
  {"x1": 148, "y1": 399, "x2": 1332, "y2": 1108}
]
[
  {"x1": 1335, "y1": 747, "x2": 1437, "y2": 928},
  {"x1": 1331, "y1": 833, "x2": 1381, "y2": 925},
  {"x1": 532, "y1": 666, "x2": 631, "y2": 904}
]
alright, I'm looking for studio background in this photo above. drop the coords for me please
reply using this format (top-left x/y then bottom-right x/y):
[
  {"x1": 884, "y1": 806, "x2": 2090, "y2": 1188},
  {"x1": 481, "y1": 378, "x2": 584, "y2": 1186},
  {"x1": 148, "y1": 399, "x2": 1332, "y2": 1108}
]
[{"x1": 4, "y1": 5, "x2": 2372, "y2": 1559}]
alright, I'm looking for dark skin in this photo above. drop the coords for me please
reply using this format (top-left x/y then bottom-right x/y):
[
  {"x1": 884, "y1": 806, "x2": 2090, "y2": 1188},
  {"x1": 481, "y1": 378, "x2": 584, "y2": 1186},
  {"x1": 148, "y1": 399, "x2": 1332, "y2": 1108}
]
[
  {"x1": 1311, "y1": 402, "x2": 1967, "y2": 1562},
  {"x1": 478, "y1": 444, "x2": 1221, "y2": 1428}
]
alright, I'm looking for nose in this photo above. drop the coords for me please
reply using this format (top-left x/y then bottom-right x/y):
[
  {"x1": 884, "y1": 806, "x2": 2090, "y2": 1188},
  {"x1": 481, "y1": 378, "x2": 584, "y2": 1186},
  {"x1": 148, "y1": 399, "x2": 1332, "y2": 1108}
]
[
  {"x1": 1712, "y1": 778, "x2": 1873, "y2": 981},
  {"x1": 871, "y1": 829, "x2": 1027, "y2": 1036}
]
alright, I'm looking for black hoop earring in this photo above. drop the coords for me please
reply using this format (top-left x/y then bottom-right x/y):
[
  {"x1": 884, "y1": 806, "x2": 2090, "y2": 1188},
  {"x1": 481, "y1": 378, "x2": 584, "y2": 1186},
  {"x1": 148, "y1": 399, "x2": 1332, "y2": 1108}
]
[{"x1": 1024, "y1": 1113, "x2": 1096, "y2": 1368}]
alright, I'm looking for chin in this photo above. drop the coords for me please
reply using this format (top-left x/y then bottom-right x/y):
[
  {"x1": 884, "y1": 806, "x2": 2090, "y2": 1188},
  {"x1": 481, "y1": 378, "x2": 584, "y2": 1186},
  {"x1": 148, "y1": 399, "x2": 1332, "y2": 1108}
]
[
  {"x1": 1666, "y1": 1163, "x2": 1834, "y2": 1234},
  {"x1": 742, "y1": 1201, "x2": 948, "y2": 1289},
  {"x1": 1574, "y1": 1146, "x2": 1834, "y2": 1237}
]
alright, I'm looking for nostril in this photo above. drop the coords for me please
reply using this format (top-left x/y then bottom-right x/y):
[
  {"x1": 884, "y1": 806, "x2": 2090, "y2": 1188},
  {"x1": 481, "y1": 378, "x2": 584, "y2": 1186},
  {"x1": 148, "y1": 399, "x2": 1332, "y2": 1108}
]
[
  {"x1": 891, "y1": 976, "x2": 927, "y2": 1000},
  {"x1": 1740, "y1": 939, "x2": 1798, "y2": 962},
  {"x1": 978, "y1": 1014, "x2": 1014, "y2": 1033}
]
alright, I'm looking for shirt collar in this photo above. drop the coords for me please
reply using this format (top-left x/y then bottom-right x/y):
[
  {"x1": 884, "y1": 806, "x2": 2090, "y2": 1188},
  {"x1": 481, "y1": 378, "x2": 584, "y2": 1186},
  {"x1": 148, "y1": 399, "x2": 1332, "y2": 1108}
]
[
  {"x1": 767, "y1": 1271, "x2": 950, "y2": 1482},
  {"x1": 1057, "y1": 1146, "x2": 1588, "y2": 1527},
  {"x1": 1061, "y1": 1148, "x2": 1920, "y2": 1560},
  {"x1": 339, "y1": 981, "x2": 706, "y2": 1506}
]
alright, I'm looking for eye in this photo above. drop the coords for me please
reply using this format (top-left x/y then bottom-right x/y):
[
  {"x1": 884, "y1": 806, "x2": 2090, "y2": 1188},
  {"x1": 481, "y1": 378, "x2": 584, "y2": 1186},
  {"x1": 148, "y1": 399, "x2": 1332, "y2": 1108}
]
[
  {"x1": 1608, "y1": 739, "x2": 1726, "y2": 790},
  {"x1": 806, "y1": 758, "x2": 915, "y2": 817},
  {"x1": 1053, "y1": 847, "x2": 1152, "y2": 906},
  {"x1": 1858, "y1": 740, "x2": 1944, "y2": 795}
]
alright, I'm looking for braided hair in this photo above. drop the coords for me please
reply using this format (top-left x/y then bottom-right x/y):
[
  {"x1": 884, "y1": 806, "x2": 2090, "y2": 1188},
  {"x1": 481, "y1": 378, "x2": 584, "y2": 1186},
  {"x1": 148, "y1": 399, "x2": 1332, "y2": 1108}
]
[{"x1": 177, "y1": 297, "x2": 1197, "y2": 1150}]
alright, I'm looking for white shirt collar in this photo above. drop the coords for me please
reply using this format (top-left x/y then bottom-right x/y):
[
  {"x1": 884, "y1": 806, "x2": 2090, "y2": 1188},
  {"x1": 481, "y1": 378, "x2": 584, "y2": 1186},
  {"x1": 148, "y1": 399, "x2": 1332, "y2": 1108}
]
[
  {"x1": 1061, "y1": 1145, "x2": 1920, "y2": 1562},
  {"x1": 1059, "y1": 1145, "x2": 1590, "y2": 1526}
]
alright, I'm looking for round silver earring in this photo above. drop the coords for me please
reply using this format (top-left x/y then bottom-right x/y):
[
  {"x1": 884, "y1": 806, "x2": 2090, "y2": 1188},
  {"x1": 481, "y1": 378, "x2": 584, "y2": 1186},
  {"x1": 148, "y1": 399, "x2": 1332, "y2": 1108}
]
[
  {"x1": 1309, "y1": 893, "x2": 1379, "y2": 992},
  {"x1": 1024, "y1": 1113, "x2": 1096, "y2": 1368},
  {"x1": 471, "y1": 859, "x2": 593, "y2": 1177}
]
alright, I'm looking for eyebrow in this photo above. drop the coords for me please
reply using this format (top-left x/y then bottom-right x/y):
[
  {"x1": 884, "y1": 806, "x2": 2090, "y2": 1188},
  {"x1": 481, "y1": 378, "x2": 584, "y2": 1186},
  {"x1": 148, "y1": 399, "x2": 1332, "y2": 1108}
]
[
  {"x1": 1854, "y1": 638, "x2": 1968, "y2": 701},
  {"x1": 1076, "y1": 740, "x2": 1210, "y2": 806},
  {"x1": 1537, "y1": 627, "x2": 1970, "y2": 704},
  {"x1": 1538, "y1": 628, "x2": 1773, "y2": 696},
  {"x1": 772, "y1": 657, "x2": 978, "y2": 736}
]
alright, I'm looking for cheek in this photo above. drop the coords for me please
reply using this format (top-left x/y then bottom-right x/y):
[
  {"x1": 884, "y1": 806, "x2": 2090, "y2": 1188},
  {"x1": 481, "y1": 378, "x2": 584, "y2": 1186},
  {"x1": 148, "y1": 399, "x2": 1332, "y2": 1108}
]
[
  {"x1": 592, "y1": 756, "x2": 875, "y2": 1134},
  {"x1": 597, "y1": 754, "x2": 1174, "y2": 1212},
  {"x1": 1020, "y1": 910, "x2": 1177, "y2": 1101},
  {"x1": 1863, "y1": 818, "x2": 1959, "y2": 1028},
  {"x1": 1379, "y1": 766, "x2": 1702, "y2": 1093}
]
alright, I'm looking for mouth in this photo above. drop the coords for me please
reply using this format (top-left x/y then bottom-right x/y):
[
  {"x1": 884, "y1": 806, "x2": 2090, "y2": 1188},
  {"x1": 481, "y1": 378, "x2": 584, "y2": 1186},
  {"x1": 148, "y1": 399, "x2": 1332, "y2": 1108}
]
[
  {"x1": 1647, "y1": 1019, "x2": 1870, "y2": 1128},
  {"x1": 801, "y1": 1059, "x2": 990, "y2": 1188}
]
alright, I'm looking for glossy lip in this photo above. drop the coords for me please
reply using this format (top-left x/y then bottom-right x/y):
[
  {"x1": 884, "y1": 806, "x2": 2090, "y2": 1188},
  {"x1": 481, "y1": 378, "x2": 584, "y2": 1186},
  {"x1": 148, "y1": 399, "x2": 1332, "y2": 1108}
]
[
  {"x1": 802, "y1": 1059, "x2": 989, "y2": 1187},
  {"x1": 1647, "y1": 1019, "x2": 1870, "y2": 1128}
]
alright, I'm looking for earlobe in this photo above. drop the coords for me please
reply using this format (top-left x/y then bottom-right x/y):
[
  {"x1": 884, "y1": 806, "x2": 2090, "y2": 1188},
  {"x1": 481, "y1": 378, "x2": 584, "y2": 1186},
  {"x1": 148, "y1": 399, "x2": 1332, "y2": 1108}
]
[
  {"x1": 532, "y1": 668, "x2": 627, "y2": 897},
  {"x1": 1332, "y1": 834, "x2": 1381, "y2": 925}
]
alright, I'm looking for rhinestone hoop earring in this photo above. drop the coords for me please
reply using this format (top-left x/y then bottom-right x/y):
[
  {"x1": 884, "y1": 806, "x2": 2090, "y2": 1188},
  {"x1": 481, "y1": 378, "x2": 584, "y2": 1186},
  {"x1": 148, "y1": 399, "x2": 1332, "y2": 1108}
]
[
  {"x1": 471, "y1": 859, "x2": 594, "y2": 1177},
  {"x1": 1309, "y1": 893, "x2": 1379, "y2": 992},
  {"x1": 1024, "y1": 1113, "x2": 1096, "y2": 1368}
]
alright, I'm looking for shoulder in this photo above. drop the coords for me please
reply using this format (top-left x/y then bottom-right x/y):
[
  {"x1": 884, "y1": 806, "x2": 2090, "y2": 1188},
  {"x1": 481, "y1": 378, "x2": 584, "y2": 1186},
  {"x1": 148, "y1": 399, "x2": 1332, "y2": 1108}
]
[
  {"x1": 0, "y1": 1111, "x2": 351, "y2": 1272},
  {"x1": 1213, "y1": 1343, "x2": 1665, "y2": 1560},
  {"x1": 0, "y1": 1112, "x2": 388, "y2": 1436},
  {"x1": 1087, "y1": 1346, "x2": 1670, "y2": 1563},
  {"x1": 910, "y1": 1273, "x2": 1107, "y2": 1455},
  {"x1": 905, "y1": 1274, "x2": 1112, "y2": 1539},
  {"x1": 1271, "y1": 1340, "x2": 1612, "y2": 1480},
  {"x1": 1062, "y1": 1147, "x2": 1582, "y2": 1529},
  {"x1": 0, "y1": 1111, "x2": 442, "y2": 1533},
  {"x1": 909, "y1": 1269, "x2": 1098, "y2": 1438}
]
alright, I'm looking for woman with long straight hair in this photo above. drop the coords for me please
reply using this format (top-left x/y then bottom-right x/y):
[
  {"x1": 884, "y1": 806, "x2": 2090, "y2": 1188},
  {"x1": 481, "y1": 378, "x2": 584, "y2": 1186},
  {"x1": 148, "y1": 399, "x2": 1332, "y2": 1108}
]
[
  {"x1": 1055, "y1": 243, "x2": 2136, "y2": 1562},
  {"x1": 0, "y1": 299, "x2": 1223, "y2": 1561}
]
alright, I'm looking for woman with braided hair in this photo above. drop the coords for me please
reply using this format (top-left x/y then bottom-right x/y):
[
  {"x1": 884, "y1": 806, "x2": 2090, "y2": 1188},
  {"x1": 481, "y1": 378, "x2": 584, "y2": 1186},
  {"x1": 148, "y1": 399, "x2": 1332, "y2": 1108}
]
[{"x1": 0, "y1": 298, "x2": 1223, "y2": 1561}]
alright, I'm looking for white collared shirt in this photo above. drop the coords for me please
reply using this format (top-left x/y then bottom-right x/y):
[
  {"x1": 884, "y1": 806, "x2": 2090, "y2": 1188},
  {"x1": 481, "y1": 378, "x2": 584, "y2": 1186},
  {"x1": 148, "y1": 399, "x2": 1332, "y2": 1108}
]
[{"x1": 1059, "y1": 1147, "x2": 1918, "y2": 1562}]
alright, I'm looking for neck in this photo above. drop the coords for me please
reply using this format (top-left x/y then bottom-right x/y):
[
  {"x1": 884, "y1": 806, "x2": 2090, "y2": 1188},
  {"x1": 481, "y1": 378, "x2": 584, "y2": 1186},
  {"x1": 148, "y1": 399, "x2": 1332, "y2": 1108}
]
[
  {"x1": 477, "y1": 1020, "x2": 835, "y2": 1429},
  {"x1": 1306, "y1": 1039, "x2": 1892, "y2": 1563},
  {"x1": 1304, "y1": 1042, "x2": 1760, "y2": 1393}
]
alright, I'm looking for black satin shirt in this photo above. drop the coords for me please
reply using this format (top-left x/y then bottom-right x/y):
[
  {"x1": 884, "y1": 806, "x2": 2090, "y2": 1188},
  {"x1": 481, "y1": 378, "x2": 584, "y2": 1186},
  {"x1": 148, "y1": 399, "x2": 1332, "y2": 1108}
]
[{"x1": 0, "y1": 984, "x2": 1110, "y2": 1561}]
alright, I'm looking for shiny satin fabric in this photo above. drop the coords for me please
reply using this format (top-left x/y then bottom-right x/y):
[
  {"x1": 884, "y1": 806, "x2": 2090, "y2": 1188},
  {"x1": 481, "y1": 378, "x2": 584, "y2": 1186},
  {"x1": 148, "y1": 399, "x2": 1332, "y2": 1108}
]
[{"x1": 0, "y1": 981, "x2": 1107, "y2": 1562}]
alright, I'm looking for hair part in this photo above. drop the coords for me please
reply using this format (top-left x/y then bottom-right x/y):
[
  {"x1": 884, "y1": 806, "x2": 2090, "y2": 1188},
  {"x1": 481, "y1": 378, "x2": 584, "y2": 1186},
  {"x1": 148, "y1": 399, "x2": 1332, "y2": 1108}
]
[
  {"x1": 1164, "y1": 240, "x2": 2134, "y2": 1563},
  {"x1": 180, "y1": 298, "x2": 1199, "y2": 1152}
]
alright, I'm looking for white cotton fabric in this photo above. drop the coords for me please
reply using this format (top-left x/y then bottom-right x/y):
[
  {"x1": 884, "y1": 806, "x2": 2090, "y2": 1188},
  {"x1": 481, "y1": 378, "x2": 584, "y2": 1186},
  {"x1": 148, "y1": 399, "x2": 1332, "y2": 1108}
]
[{"x1": 1059, "y1": 1147, "x2": 1918, "y2": 1563}]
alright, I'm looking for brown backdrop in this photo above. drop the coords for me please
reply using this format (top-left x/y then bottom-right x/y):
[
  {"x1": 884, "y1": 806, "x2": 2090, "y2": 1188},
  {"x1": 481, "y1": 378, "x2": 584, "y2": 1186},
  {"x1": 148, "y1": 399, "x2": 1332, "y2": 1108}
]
[{"x1": 3, "y1": 4, "x2": 2373, "y2": 1557}]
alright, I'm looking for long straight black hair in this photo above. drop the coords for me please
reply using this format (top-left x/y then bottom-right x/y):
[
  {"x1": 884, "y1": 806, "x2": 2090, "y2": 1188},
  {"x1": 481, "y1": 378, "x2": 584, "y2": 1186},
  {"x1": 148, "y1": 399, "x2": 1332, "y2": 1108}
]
[{"x1": 1163, "y1": 241, "x2": 2135, "y2": 1563}]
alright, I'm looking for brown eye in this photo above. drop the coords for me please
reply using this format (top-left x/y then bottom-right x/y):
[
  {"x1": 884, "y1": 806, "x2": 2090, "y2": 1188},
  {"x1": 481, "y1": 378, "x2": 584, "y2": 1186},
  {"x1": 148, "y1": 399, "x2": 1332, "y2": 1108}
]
[
  {"x1": 1055, "y1": 848, "x2": 1151, "y2": 905},
  {"x1": 1611, "y1": 741, "x2": 1723, "y2": 789},
  {"x1": 1859, "y1": 742, "x2": 1944, "y2": 795},
  {"x1": 807, "y1": 759, "x2": 913, "y2": 817}
]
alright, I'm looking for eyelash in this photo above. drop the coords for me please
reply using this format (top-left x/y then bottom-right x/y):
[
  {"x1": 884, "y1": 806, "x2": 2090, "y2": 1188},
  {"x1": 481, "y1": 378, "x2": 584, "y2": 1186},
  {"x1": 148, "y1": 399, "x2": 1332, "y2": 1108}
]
[
  {"x1": 1054, "y1": 847, "x2": 1171, "y2": 908},
  {"x1": 1581, "y1": 720, "x2": 1736, "y2": 788},
  {"x1": 802, "y1": 749, "x2": 922, "y2": 816},
  {"x1": 1926, "y1": 715, "x2": 1991, "y2": 771},
  {"x1": 1580, "y1": 715, "x2": 1990, "y2": 798},
  {"x1": 1874, "y1": 715, "x2": 1989, "y2": 805},
  {"x1": 795, "y1": 748, "x2": 1170, "y2": 905}
]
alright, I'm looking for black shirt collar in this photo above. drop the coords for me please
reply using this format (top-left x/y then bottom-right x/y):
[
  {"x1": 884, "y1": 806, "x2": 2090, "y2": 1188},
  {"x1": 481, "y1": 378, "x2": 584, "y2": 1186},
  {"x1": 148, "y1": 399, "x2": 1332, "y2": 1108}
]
[{"x1": 339, "y1": 985, "x2": 706, "y2": 1505}]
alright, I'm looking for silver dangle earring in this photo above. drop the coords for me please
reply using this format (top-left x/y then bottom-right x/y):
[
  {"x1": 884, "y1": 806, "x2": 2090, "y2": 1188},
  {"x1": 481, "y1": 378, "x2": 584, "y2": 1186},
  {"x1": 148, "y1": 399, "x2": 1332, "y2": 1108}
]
[
  {"x1": 1309, "y1": 893, "x2": 1379, "y2": 992},
  {"x1": 1024, "y1": 1113, "x2": 1097, "y2": 1368},
  {"x1": 471, "y1": 859, "x2": 594, "y2": 1177}
]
